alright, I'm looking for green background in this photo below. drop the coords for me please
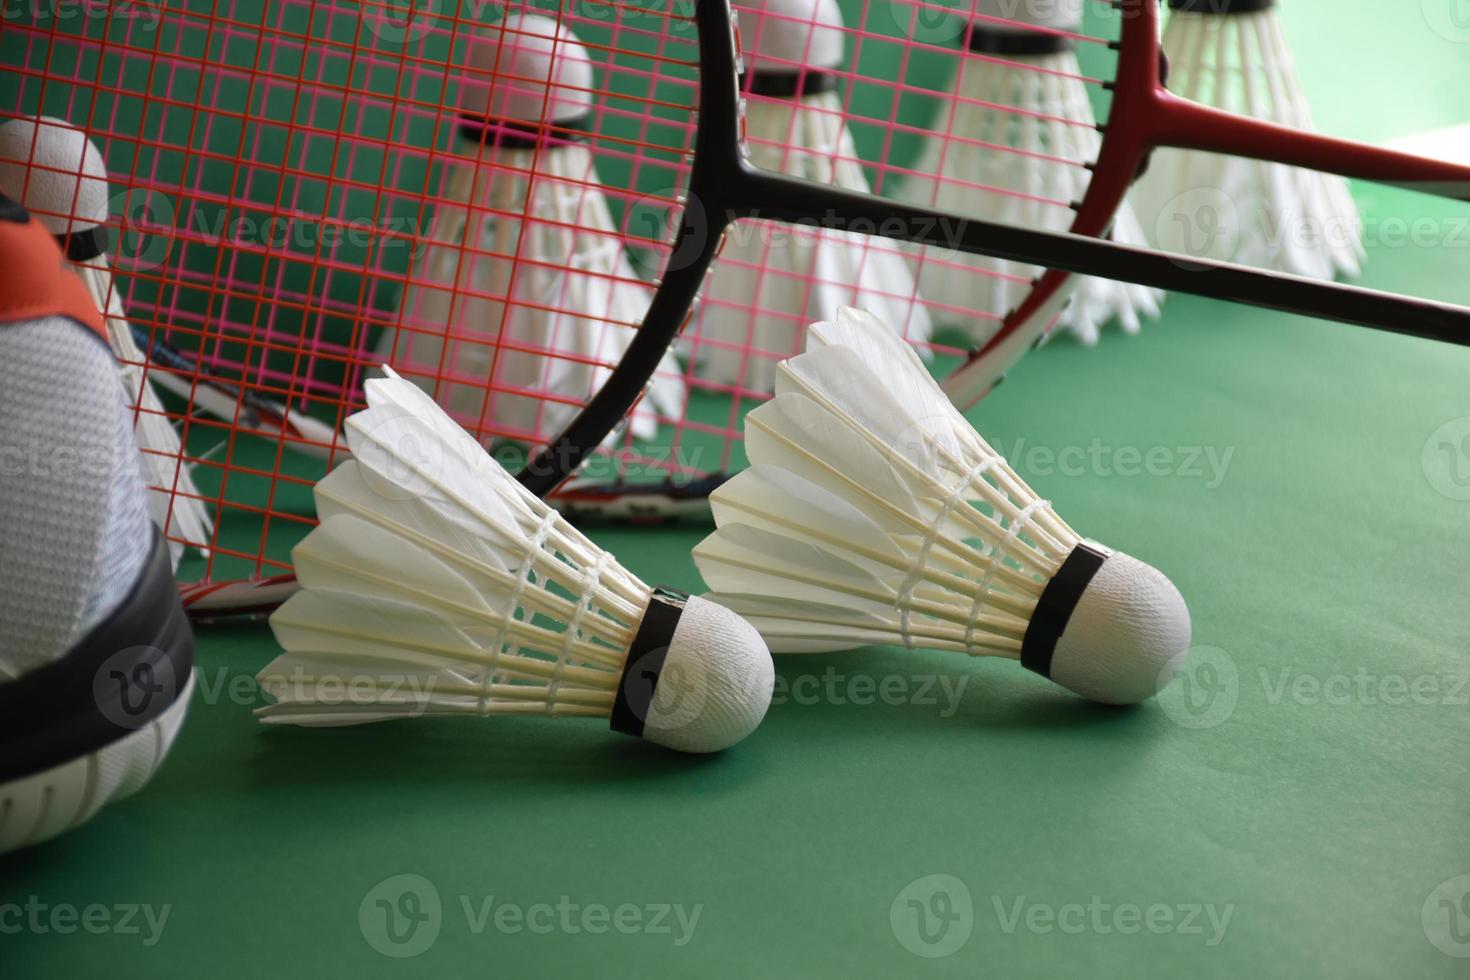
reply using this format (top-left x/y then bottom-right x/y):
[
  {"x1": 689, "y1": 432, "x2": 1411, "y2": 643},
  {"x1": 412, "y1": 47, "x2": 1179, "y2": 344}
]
[{"x1": 6, "y1": 1, "x2": 1470, "y2": 977}]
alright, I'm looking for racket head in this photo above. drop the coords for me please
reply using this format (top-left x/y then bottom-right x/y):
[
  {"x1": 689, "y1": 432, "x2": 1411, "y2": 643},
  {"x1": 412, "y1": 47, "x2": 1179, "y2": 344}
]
[
  {"x1": 1, "y1": 1, "x2": 710, "y2": 591},
  {"x1": 4, "y1": 0, "x2": 1467, "y2": 617}
]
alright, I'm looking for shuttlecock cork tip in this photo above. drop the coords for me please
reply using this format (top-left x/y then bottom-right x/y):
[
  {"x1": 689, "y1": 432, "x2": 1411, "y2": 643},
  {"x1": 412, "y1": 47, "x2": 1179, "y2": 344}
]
[
  {"x1": 737, "y1": 0, "x2": 846, "y2": 72},
  {"x1": 1024, "y1": 546, "x2": 1191, "y2": 705},
  {"x1": 0, "y1": 115, "x2": 110, "y2": 236},
  {"x1": 461, "y1": 14, "x2": 594, "y2": 124},
  {"x1": 633, "y1": 595, "x2": 775, "y2": 753}
]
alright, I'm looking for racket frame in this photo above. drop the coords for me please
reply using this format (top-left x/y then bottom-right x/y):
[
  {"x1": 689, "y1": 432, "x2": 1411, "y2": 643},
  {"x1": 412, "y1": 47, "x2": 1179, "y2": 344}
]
[{"x1": 518, "y1": 0, "x2": 1470, "y2": 495}]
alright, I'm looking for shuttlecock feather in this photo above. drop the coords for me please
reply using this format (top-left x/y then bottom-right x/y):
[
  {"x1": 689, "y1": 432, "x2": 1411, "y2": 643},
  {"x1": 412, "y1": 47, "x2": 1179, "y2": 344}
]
[
  {"x1": 693, "y1": 0, "x2": 931, "y2": 391},
  {"x1": 1132, "y1": 0, "x2": 1364, "y2": 279},
  {"x1": 898, "y1": 0, "x2": 1162, "y2": 346},
  {"x1": 694, "y1": 307, "x2": 1192, "y2": 705},
  {"x1": 256, "y1": 367, "x2": 774, "y2": 753},
  {"x1": 0, "y1": 115, "x2": 212, "y2": 567},
  {"x1": 375, "y1": 14, "x2": 685, "y2": 446}
]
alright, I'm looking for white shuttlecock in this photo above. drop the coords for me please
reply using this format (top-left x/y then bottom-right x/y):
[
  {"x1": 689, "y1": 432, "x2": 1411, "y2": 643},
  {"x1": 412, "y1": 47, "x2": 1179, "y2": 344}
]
[
  {"x1": 1132, "y1": 0, "x2": 1364, "y2": 280},
  {"x1": 0, "y1": 115, "x2": 212, "y2": 568},
  {"x1": 376, "y1": 15, "x2": 684, "y2": 447},
  {"x1": 256, "y1": 367, "x2": 774, "y2": 753},
  {"x1": 693, "y1": 307, "x2": 1192, "y2": 705},
  {"x1": 693, "y1": 0, "x2": 931, "y2": 392},
  {"x1": 897, "y1": 0, "x2": 1162, "y2": 346}
]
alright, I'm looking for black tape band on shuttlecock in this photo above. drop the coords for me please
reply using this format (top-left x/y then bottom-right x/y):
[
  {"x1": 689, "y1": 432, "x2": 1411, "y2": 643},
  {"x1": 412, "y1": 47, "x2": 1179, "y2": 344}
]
[
  {"x1": 1168, "y1": 0, "x2": 1274, "y2": 12},
  {"x1": 0, "y1": 529, "x2": 195, "y2": 782},
  {"x1": 1020, "y1": 543, "x2": 1110, "y2": 679},
  {"x1": 52, "y1": 225, "x2": 109, "y2": 263},
  {"x1": 456, "y1": 115, "x2": 589, "y2": 150},
  {"x1": 966, "y1": 25, "x2": 1074, "y2": 56},
  {"x1": 743, "y1": 70, "x2": 838, "y2": 98},
  {"x1": 0, "y1": 191, "x2": 29, "y2": 224},
  {"x1": 609, "y1": 586, "x2": 690, "y2": 738}
]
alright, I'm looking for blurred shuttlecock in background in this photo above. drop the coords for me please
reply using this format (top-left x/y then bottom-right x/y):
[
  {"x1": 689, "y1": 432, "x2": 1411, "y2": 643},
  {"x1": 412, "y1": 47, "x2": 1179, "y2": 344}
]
[
  {"x1": 375, "y1": 14, "x2": 684, "y2": 446},
  {"x1": 693, "y1": 0, "x2": 931, "y2": 391},
  {"x1": 694, "y1": 307, "x2": 1192, "y2": 706},
  {"x1": 897, "y1": 0, "x2": 1162, "y2": 346},
  {"x1": 0, "y1": 115, "x2": 212, "y2": 567},
  {"x1": 1132, "y1": 0, "x2": 1365, "y2": 280},
  {"x1": 257, "y1": 368, "x2": 774, "y2": 753}
]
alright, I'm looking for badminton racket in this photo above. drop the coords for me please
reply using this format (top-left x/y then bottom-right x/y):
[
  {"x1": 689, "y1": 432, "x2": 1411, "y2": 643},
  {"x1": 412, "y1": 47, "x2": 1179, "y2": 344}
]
[
  {"x1": 6, "y1": 0, "x2": 1466, "y2": 619},
  {"x1": 172, "y1": 0, "x2": 1470, "y2": 615},
  {"x1": 521, "y1": 0, "x2": 1470, "y2": 492},
  {"x1": 130, "y1": 323, "x2": 345, "y2": 460}
]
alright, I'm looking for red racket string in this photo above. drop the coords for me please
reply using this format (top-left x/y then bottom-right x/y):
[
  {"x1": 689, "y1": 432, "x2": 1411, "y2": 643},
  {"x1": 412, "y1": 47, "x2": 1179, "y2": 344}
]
[{"x1": 4, "y1": 0, "x2": 1468, "y2": 618}]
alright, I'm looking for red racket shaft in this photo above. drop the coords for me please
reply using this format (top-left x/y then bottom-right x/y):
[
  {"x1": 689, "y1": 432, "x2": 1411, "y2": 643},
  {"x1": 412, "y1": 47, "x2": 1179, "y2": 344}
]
[{"x1": 945, "y1": 0, "x2": 1470, "y2": 406}]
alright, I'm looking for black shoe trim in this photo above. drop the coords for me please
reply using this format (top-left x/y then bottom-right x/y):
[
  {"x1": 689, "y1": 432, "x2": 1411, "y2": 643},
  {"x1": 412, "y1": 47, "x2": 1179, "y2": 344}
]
[{"x1": 0, "y1": 530, "x2": 195, "y2": 781}]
